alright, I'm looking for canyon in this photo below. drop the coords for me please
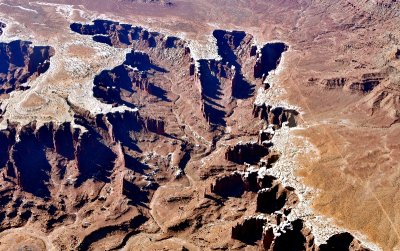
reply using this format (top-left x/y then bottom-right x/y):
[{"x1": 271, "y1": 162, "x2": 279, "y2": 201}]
[{"x1": 0, "y1": 0, "x2": 398, "y2": 250}]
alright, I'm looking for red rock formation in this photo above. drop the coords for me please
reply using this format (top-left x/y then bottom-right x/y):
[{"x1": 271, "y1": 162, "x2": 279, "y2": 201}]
[
  {"x1": 210, "y1": 172, "x2": 244, "y2": 197},
  {"x1": 122, "y1": 176, "x2": 149, "y2": 204},
  {"x1": 261, "y1": 219, "x2": 317, "y2": 251},
  {"x1": 253, "y1": 43, "x2": 288, "y2": 82},
  {"x1": 231, "y1": 68, "x2": 240, "y2": 97},
  {"x1": 256, "y1": 183, "x2": 298, "y2": 214},
  {"x1": 261, "y1": 154, "x2": 280, "y2": 169},
  {"x1": 0, "y1": 103, "x2": 169, "y2": 248},
  {"x1": 250, "y1": 45, "x2": 257, "y2": 57},
  {"x1": 77, "y1": 214, "x2": 148, "y2": 250},
  {"x1": 365, "y1": 82, "x2": 400, "y2": 124},
  {"x1": 189, "y1": 63, "x2": 195, "y2": 76},
  {"x1": 252, "y1": 104, "x2": 299, "y2": 128},
  {"x1": 131, "y1": 71, "x2": 151, "y2": 92},
  {"x1": 349, "y1": 72, "x2": 385, "y2": 93},
  {"x1": 71, "y1": 20, "x2": 186, "y2": 51},
  {"x1": 192, "y1": 29, "x2": 271, "y2": 126},
  {"x1": 93, "y1": 50, "x2": 166, "y2": 105},
  {"x1": 0, "y1": 107, "x2": 157, "y2": 197},
  {"x1": 258, "y1": 129, "x2": 274, "y2": 144},
  {"x1": 195, "y1": 59, "x2": 233, "y2": 126},
  {"x1": 225, "y1": 142, "x2": 270, "y2": 165},
  {"x1": 311, "y1": 72, "x2": 385, "y2": 94},
  {"x1": 54, "y1": 122, "x2": 75, "y2": 160},
  {"x1": 0, "y1": 14, "x2": 387, "y2": 250},
  {"x1": 12, "y1": 123, "x2": 52, "y2": 197},
  {"x1": 0, "y1": 40, "x2": 54, "y2": 94},
  {"x1": 144, "y1": 117, "x2": 165, "y2": 134},
  {"x1": 322, "y1": 77, "x2": 348, "y2": 89},
  {"x1": 36, "y1": 122, "x2": 55, "y2": 149},
  {"x1": 0, "y1": 126, "x2": 16, "y2": 172},
  {"x1": 319, "y1": 232, "x2": 371, "y2": 251},
  {"x1": 243, "y1": 170, "x2": 276, "y2": 192},
  {"x1": 211, "y1": 169, "x2": 277, "y2": 197},
  {"x1": 231, "y1": 216, "x2": 267, "y2": 243}
]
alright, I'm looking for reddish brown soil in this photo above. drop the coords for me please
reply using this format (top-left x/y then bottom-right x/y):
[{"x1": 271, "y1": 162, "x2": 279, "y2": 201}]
[{"x1": 0, "y1": 0, "x2": 399, "y2": 250}]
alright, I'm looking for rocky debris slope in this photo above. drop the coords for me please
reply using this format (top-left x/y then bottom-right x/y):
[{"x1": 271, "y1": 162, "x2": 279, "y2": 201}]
[
  {"x1": 0, "y1": 105, "x2": 170, "y2": 249},
  {"x1": 308, "y1": 67, "x2": 400, "y2": 125},
  {"x1": 0, "y1": 40, "x2": 54, "y2": 95},
  {"x1": 364, "y1": 81, "x2": 400, "y2": 124},
  {"x1": 0, "y1": 16, "x2": 378, "y2": 250},
  {"x1": 308, "y1": 72, "x2": 387, "y2": 94},
  {"x1": 305, "y1": 40, "x2": 400, "y2": 125}
]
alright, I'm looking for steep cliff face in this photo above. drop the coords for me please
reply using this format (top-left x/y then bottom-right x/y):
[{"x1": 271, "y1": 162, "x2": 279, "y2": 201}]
[
  {"x1": 211, "y1": 169, "x2": 279, "y2": 198},
  {"x1": 252, "y1": 104, "x2": 299, "y2": 128},
  {"x1": 212, "y1": 29, "x2": 254, "y2": 98},
  {"x1": 0, "y1": 105, "x2": 166, "y2": 236},
  {"x1": 210, "y1": 172, "x2": 244, "y2": 197},
  {"x1": 12, "y1": 124, "x2": 53, "y2": 197},
  {"x1": 225, "y1": 142, "x2": 270, "y2": 165},
  {"x1": 93, "y1": 50, "x2": 166, "y2": 106},
  {"x1": 256, "y1": 183, "x2": 298, "y2": 214},
  {"x1": 70, "y1": 19, "x2": 187, "y2": 52},
  {"x1": 143, "y1": 117, "x2": 165, "y2": 134},
  {"x1": 319, "y1": 232, "x2": 371, "y2": 251},
  {"x1": 194, "y1": 31, "x2": 286, "y2": 127},
  {"x1": 196, "y1": 59, "x2": 233, "y2": 126},
  {"x1": 0, "y1": 22, "x2": 5, "y2": 36},
  {"x1": 0, "y1": 126, "x2": 15, "y2": 171},
  {"x1": 233, "y1": 217, "x2": 370, "y2": 251},
  {"x1": 261, "y1": 219, "x2": 317, "y2": 251},
  {"x1": 71, "y1": 20, "x2": 194, "y2": 142},
  {"x1": 71, "y1": 20, "x2": 288, "y2": 136},
  {"x1": 243, "y1": 169, "x2": 276, "y2": 192},
  {"x1": 0, "y1": 40, "x2": 54, "y2": 94},
  {"x1": 309, "y1": 72, "x2": 386, "y2": 94},
  {"x1": 0, "y1": 7, "x2": 386, "y2": 249},
  {"x1": 254, "y1": 43, "x2": 288, "y2": 82},
  {"x1": 231, "y1": 216, "x2": 267, "y2": 243}
]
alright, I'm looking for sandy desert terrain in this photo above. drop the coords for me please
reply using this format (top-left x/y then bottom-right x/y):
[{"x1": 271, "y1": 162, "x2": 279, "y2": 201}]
[{"x1": 0, "y1": 0, "x2": 399, "y2": 250}]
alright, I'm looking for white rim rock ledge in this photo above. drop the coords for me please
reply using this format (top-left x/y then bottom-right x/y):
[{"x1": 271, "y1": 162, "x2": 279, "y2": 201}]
[{"x1": 256, "y1": 45, "x2": 382, "y2": 251}]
